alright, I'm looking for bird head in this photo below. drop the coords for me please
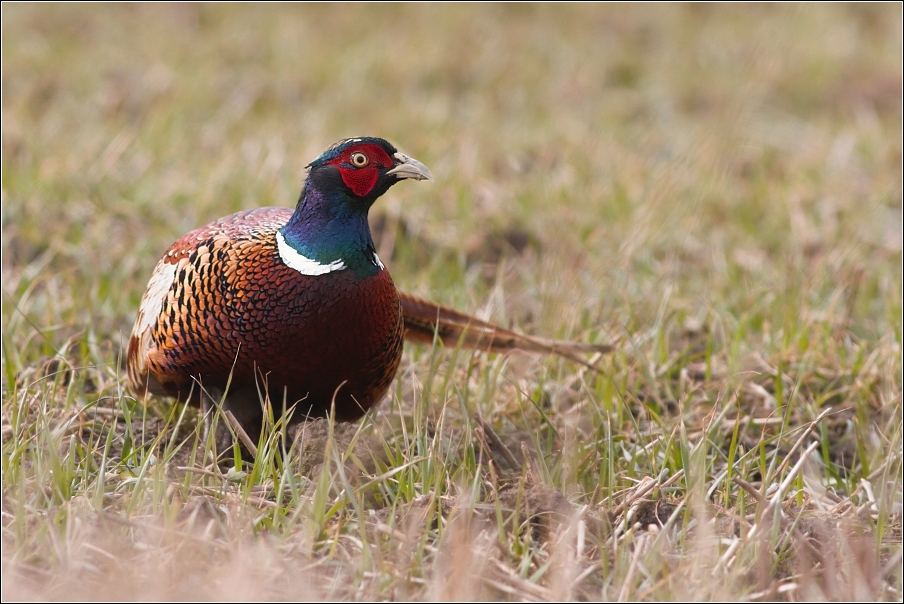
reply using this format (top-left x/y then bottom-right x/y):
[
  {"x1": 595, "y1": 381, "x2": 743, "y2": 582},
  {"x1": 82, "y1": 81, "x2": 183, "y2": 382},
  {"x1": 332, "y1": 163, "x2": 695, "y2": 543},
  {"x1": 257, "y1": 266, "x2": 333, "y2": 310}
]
[
  {"x1": 280, "y1": 137, "x2": 432, "y2": 278},
  {"x1": 306, "y1": 137, "x2": 433, "y2": 205}
]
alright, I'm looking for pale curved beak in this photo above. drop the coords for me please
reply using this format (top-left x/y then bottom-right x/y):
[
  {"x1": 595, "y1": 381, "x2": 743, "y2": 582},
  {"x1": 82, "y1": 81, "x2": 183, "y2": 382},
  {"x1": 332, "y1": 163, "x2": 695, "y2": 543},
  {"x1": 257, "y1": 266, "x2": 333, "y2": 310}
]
[{"x1": 387, "y1": 152, "x2": 434, "y2": 182}]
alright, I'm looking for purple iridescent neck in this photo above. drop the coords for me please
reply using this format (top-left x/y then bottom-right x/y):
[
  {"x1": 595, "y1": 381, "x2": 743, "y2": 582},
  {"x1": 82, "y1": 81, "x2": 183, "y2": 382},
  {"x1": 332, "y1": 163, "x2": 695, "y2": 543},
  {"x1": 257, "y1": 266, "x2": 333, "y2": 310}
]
[{"x1": 278, "y1": 180, "x2": 383, "y2": 279}]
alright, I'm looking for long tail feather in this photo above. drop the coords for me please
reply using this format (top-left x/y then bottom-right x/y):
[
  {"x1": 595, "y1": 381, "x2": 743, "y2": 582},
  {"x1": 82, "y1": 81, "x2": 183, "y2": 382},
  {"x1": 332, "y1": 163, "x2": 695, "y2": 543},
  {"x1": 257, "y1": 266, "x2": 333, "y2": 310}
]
[{"x1": 399, "y1": 291, "x2": 612, "y2": 368}]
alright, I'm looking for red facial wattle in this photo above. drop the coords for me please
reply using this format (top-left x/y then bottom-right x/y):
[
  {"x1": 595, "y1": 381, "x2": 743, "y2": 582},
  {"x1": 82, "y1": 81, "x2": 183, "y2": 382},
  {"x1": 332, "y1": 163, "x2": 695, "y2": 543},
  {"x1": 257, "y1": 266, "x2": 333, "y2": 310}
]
[{"x1": 328, "y1": 143, "x2": 395, "y2": 197}]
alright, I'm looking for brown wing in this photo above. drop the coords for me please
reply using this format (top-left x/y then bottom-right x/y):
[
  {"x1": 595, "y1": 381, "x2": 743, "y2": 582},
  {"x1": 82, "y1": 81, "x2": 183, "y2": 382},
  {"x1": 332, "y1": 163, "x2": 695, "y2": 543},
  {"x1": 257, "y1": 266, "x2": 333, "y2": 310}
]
[
  {"x1": 126, "y1": 207, "x2": 294, "y2": 400},
  {"x1": 398, "y1": 291, "x2": 611, "y2": 368}
]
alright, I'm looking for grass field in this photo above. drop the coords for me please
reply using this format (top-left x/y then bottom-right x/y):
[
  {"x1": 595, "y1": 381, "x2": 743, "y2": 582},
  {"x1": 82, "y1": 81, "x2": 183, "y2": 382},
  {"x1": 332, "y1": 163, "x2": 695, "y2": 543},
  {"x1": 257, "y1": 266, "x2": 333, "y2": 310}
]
[{"x1": 2, "y1": 4, "x2": 902, "y2": 600}]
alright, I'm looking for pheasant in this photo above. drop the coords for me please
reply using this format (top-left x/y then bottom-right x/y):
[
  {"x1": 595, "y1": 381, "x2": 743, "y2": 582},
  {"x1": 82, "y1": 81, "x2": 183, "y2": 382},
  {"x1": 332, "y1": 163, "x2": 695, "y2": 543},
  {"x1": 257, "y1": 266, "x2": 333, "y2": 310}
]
[{"x1": 127, "y1": 137, "x2": 609, "y2": 451}]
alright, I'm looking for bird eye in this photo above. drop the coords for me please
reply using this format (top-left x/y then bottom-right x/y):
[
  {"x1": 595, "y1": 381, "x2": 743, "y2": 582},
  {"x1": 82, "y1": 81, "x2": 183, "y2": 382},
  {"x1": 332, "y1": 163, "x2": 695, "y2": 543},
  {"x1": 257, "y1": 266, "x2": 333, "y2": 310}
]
[{"x1": 350, "y1": 152, "x2": 368, "y2": 167}]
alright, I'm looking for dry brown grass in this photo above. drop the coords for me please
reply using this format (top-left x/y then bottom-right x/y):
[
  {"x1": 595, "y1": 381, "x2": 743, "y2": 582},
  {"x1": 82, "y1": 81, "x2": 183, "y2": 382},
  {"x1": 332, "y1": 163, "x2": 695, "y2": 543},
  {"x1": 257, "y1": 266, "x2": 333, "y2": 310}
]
[{"x1": 3, "y1": 4, "x2": 901, "y2": 601}]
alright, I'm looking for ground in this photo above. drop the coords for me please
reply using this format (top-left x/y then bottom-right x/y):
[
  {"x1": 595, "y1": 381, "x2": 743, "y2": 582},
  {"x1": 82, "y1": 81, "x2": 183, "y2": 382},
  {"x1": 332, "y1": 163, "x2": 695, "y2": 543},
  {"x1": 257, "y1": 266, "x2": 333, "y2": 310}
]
[{"x1": 2, "y1": 4, "x2": 902, "y2": 600}]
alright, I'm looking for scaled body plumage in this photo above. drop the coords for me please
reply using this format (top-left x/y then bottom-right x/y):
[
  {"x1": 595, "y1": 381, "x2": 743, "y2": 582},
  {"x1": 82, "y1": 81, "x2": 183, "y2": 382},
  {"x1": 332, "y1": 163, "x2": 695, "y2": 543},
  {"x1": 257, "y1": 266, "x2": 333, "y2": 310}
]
[{"x1": 128, "y1": 207, "x2": 403, "y2": 428}]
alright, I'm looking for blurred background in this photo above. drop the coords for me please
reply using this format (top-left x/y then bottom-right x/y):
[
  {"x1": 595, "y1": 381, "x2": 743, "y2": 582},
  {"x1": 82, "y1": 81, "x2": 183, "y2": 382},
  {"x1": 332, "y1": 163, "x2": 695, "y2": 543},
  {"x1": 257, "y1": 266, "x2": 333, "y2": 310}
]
[
  {"x1": 2, "y1": 5, "x2": 901, "y2": 600},
  {"x1": 3, "y1": 5, "x2": 901, "y2": 356}
]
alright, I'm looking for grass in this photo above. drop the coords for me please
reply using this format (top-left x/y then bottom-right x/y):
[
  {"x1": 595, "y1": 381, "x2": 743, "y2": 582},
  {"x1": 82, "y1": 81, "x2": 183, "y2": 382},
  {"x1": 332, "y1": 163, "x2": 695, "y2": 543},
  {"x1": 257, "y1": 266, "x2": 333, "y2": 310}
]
[{"x1": 2, "y1": 4, "x2": 902, "y2": 600}]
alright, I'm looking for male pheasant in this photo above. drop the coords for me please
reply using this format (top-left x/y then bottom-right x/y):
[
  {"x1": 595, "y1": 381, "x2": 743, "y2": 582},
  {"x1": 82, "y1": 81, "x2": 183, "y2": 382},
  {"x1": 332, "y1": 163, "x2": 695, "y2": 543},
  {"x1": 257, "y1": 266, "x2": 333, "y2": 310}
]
[{"x1": 127, "y1": 137, "x2": 608, "y2": 449}]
